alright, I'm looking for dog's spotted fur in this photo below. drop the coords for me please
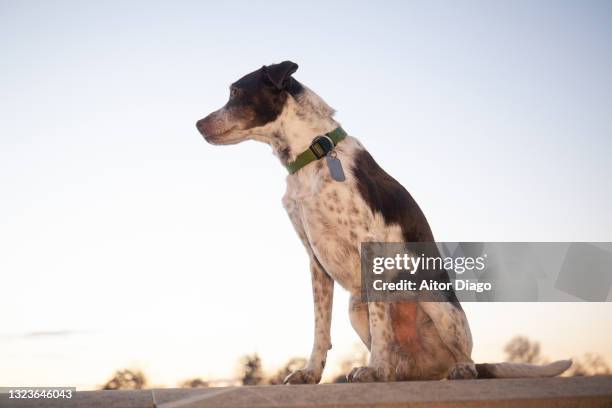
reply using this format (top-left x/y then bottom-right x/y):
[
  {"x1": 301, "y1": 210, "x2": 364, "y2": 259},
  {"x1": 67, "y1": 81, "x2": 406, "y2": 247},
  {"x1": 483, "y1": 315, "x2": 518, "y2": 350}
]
[{"x1": 196, "y1": 61, "x2": 571, "y2": 383}]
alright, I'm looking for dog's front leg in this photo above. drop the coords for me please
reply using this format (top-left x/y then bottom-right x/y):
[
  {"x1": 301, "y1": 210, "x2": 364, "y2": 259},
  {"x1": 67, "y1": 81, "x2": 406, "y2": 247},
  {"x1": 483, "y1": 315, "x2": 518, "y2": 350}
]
[
  {"x1": 348, "y1": 301, "x2": 396, "y2": 382},
  {"x1": 284, "y1": 258, "x2": 333, "y2": 384}
]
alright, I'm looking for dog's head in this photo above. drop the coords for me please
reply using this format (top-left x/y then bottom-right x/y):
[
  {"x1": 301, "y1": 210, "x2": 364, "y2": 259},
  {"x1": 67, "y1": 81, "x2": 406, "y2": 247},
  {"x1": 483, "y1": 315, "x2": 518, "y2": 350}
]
[{"x1": 196, "y1": 61, "x2": 303, "y2": 145}]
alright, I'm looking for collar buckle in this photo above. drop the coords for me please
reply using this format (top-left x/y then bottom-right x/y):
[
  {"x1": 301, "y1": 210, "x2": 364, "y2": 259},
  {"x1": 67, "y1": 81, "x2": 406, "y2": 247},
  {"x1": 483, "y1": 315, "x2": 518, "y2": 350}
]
[
  {"x1": 309, "y1": 135, "x2": 334, "y2": 159},
  {"x1": 285, "y1": 126, "x2": 347, "y2": 174}
]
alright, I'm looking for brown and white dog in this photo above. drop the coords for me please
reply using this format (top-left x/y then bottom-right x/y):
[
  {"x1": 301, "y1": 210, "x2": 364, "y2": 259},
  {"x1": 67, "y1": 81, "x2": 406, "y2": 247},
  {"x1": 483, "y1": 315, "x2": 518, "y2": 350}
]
[{"x1": 196, "y1": 61, "x2": 571, "y2": 383}]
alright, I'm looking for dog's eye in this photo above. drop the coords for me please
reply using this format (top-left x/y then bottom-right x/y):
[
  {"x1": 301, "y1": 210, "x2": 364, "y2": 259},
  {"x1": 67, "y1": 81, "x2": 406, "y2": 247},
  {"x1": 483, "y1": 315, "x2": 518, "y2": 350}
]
[{"x1": 230, "y1": 87, "x2": 239, "y2": 99}]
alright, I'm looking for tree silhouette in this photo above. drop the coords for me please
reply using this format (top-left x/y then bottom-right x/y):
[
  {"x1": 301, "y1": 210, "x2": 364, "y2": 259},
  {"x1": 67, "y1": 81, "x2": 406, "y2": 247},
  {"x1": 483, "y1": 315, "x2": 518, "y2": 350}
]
[
  {"x1": 566, "y1": 353, "x2": 611, "y2": 377},
  {"x1": 267, "y1": 357, "x2": 308, "y2": 385},
  {"x1": 101, "y1": 369, "x2": 147, "y2": 390},
  {"x1": 504, "y1": 336, "x2": 543, "y2": 364},
  {"x1": 503, "y1": 336, "x2": 611, "y2": 377},
  {"x1": 178, "y1": 378, "x2": 209, "y2": 388},
  {"x1": 239, "y1": 354, "x2": 264, "y2": 385}
]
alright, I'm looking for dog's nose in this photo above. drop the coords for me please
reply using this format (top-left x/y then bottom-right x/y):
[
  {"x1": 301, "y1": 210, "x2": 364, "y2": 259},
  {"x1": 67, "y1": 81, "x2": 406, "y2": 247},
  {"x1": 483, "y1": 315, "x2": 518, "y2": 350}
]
[{"x1": 196, "y1": 118, "x2": 207, "y2": 137}]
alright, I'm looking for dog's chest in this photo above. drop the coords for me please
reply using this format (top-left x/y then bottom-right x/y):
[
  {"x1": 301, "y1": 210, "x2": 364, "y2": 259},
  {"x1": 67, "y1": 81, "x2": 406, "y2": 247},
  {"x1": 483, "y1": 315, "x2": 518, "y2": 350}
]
[{"x1": 282, "y1": 143, "x2": 400, "y2": 293}]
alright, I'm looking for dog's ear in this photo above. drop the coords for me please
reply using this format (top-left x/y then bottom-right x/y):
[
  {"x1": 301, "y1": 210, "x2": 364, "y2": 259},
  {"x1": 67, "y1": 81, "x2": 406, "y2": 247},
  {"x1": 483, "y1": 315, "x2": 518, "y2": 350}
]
[{"x1": 263, "y1": 61, "x2": 298, "y2": 90}]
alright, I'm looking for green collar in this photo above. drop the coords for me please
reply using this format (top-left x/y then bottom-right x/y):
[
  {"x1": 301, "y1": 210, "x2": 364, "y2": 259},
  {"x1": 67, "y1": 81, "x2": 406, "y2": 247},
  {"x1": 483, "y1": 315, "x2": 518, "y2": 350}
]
[{"x1": 285, "y1": 127, "x2": 347, "y2": 174}]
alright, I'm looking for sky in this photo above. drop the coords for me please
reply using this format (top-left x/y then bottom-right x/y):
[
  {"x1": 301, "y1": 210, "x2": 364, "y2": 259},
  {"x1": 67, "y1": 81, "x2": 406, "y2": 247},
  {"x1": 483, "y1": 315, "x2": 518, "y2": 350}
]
[{"x1": 1, "y1": 0, "x2": 611, "y2": 389}]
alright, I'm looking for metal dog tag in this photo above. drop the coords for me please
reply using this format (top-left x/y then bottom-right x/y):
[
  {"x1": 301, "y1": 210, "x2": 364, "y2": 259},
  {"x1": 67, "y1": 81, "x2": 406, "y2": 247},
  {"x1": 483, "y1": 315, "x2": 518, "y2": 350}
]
[{"x1": 326, "y1": 151, "x2": 345, "y2": 182}]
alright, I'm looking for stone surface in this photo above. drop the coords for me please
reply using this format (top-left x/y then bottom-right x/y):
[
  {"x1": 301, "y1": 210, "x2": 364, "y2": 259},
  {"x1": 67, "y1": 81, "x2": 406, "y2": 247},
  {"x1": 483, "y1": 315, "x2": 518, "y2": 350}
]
[{"x1": 1, "y1": 376, "x2": 611, "y2": 408}]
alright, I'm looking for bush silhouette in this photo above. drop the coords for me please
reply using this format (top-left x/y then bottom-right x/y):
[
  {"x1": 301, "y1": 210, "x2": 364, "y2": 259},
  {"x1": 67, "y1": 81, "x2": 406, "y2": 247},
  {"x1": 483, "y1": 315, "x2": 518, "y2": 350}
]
[{"x1": 101, "y1": 369, "x2": 147, "y2": 390}]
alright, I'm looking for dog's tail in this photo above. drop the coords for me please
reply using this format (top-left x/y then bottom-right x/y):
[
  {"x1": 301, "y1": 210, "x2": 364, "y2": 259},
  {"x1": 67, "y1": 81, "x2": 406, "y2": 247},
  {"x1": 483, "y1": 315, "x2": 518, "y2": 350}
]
[{"x1": 475, "y1": 359, "x2": 572, "y2": 379}]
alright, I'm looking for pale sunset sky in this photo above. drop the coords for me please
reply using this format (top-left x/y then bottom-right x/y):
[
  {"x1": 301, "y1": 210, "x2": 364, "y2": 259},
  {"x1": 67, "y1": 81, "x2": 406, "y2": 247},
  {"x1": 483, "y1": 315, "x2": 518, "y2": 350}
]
[{"x1": 1, "y1": 0, "x2": 611, "y2": 389}]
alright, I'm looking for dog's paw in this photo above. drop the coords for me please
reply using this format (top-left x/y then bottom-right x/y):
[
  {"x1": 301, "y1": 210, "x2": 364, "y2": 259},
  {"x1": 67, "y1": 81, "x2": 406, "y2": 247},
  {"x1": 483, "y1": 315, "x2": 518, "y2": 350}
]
[
  {"x1": 283, "y1": 368, "x2": 321, "y2": 385},
  {"x1": 346, "y1": 366, "x2": 379, "y2": 383},
  {"x1": 447, "y1": 363, "x2": 478, "y2": 380},
  {"x1": 347, "y1": 362, "x2": 395, "y2": 383}
]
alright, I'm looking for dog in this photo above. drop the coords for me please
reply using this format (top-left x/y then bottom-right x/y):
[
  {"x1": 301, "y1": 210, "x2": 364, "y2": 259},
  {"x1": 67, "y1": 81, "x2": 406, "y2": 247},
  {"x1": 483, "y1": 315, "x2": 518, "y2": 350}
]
[{"x1": 196, "y1": 61, "x2": 571, "y2": 383}]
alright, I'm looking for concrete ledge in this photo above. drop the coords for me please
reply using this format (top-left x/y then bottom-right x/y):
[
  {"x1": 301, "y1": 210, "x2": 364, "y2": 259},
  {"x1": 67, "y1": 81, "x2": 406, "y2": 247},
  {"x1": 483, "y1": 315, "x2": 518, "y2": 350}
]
[{"x1": 3, "y1": 376, "x2": 612, "y2": 408}]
